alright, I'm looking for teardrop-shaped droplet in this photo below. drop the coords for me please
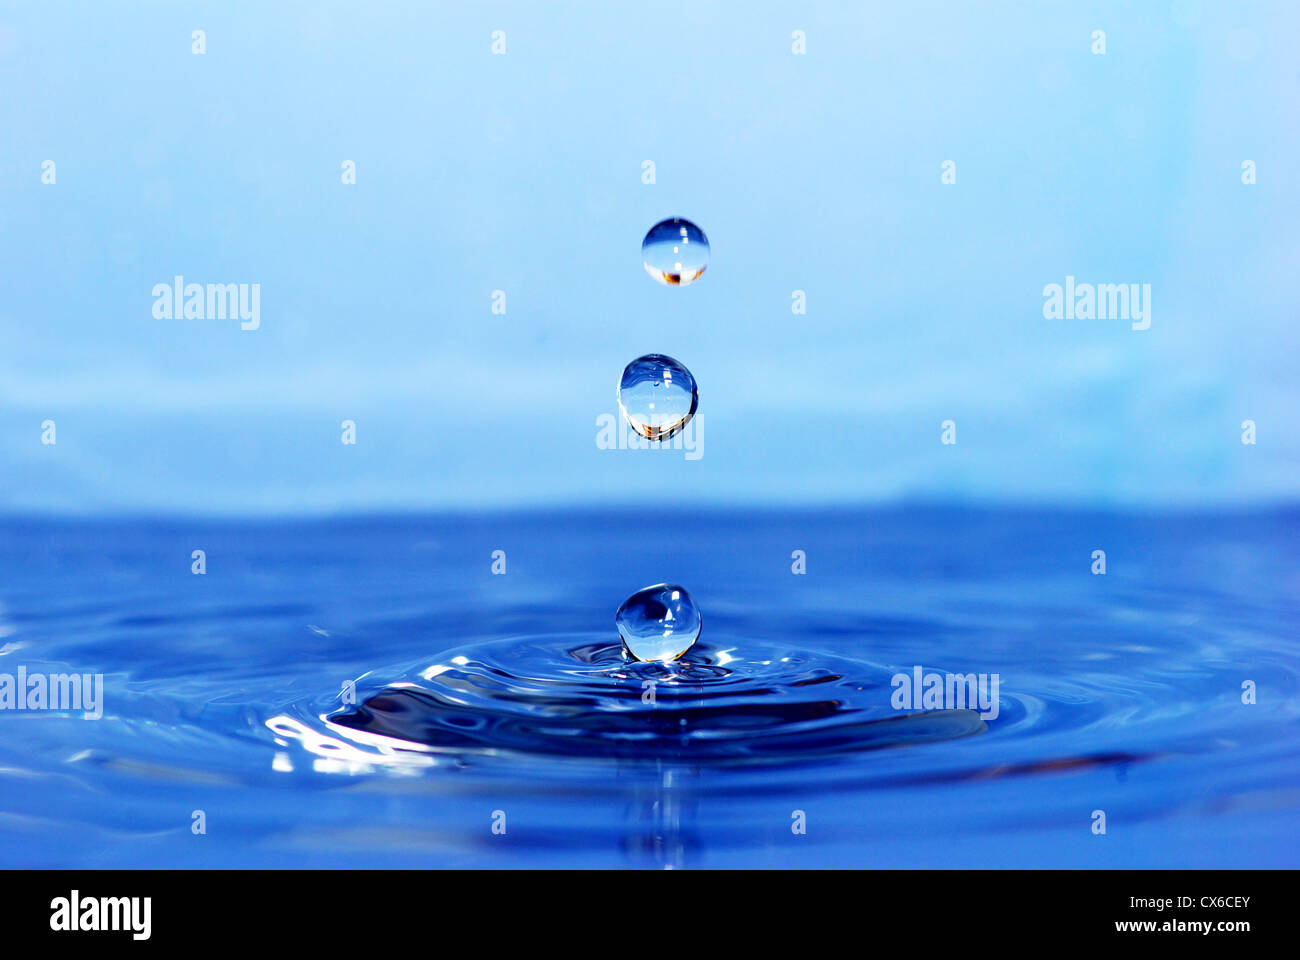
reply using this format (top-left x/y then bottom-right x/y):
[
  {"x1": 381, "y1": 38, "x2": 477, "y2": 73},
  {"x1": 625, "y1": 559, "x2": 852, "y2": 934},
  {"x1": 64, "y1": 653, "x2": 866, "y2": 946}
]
[
  {"x1": 616, "y1": 583, "x2": 702, "y2": 663},
  {"x1": 642, "y1": 217, "x2": 709, "y2": 286},
  {"x1": 617, "y1": 354, "x2": 698, "y2": 441}
]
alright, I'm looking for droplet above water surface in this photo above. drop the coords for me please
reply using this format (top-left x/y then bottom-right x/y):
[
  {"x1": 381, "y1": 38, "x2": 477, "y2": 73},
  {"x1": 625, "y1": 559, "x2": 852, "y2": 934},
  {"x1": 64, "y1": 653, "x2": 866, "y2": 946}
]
[
  {"x1": 641, "y1": 217, "x2": 709, "y2": 286},
  {"x1": 616, "y1": 583, "x2": 702, "y2": 663},
  {"x1": 617, "y1": 354, "x2": 698, "y2": 440}
]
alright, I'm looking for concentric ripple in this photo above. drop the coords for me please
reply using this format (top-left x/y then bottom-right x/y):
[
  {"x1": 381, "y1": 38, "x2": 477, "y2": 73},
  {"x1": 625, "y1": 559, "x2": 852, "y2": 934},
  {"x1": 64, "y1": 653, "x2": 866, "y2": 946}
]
[{"x1": 319, "y1": 633, "x2": 993, "y2": 765}]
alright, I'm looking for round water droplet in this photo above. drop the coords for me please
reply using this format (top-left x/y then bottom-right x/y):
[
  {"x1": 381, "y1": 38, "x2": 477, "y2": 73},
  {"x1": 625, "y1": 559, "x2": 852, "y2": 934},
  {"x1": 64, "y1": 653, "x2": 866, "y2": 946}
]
[
  {"x1": 642, "y1": 217, "x2": 709, "y2": 286},
  {"x1": 617, "y1": 354, "x2": 698, "y2": 441},
  {"x1": 616, "y1": 583, "x2": 702, "y2": 663}
]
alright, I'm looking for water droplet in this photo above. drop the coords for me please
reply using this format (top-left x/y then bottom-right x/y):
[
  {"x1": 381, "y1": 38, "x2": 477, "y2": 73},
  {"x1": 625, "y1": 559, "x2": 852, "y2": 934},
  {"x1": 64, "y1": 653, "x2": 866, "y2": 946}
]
[
  {"x1": 617, "y1": 354, "x2": 698, "y2": 441},
  {"x1": 616, "y1": 583, "x2": 702, "y2": 663},
  {"x1": 642, "y1": 217, "x2": 709, "y2": 286}
]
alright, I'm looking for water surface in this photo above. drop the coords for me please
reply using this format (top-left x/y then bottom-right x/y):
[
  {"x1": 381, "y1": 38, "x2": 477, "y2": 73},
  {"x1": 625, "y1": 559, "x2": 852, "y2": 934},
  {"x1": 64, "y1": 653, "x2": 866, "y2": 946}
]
[{"x1": 0, "y1": 507, "x2": 1296, "y2": 868}]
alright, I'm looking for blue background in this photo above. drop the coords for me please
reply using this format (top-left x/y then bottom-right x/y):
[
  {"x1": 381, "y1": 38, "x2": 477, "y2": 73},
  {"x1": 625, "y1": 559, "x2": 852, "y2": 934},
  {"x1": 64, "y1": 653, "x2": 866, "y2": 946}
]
[{"x1": 1, "y1": 0, "x2": 1297, "y2": 513}]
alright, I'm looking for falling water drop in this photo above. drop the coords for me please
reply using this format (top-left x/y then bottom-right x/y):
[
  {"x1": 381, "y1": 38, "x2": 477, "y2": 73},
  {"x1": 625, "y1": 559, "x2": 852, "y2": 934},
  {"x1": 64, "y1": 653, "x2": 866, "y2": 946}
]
[
  {"x1": 617, "y1": 354, "x2": 698, "y2": 441},
  {"x1": 616, "y1": 583, "x2": 702, "y2": 663},
  {"x1": 641, "y1": 217, "x2": 709, "y2": 286}
]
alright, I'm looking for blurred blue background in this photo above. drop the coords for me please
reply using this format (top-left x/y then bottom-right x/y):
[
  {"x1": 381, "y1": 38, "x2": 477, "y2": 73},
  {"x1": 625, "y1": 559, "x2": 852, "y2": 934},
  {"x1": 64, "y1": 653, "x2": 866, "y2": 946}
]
[{"x1": 1, "y1": 0, "x2": 1297, "y2": 514}]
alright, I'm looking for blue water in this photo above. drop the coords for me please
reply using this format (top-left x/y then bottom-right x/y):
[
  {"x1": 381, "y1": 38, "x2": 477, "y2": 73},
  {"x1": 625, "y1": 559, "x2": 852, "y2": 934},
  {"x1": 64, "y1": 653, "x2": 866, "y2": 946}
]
[{"x1": 1, "y1": 507, "x2": 1296, "y2": 868}]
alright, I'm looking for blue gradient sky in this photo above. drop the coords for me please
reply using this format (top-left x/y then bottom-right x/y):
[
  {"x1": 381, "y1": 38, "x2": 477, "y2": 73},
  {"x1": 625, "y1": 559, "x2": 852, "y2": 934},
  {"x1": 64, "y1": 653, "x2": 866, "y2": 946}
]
[{"x1": 1, "y1": 1, "x2": 1297, "y2": 513}]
